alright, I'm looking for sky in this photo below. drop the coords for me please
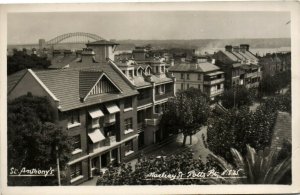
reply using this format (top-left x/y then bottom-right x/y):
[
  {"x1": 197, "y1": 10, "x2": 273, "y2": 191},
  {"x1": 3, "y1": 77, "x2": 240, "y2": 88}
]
[{"x1": 7, "y1": 11, "x2": 291, "y2": 44}]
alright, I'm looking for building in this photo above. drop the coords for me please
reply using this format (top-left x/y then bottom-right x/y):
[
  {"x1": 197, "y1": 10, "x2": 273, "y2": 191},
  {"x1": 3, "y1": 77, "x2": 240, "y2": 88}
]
[
  {"x1": 168, "y1": 57, "x2": 225, "y2": 100},
  {"x1": 8, "y1": 40, "x2": 176, "y2": 185},
  {"x1": 114, "y1": 56, "x2": 176, "y2": 146},
  {"x1": 212, "y1": 44, "x2": 262, "y2": 89}
]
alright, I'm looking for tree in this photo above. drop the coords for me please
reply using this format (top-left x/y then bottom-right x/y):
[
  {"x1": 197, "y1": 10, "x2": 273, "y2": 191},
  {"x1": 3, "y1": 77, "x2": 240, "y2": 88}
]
[
  {"x1": 221, "y1": 85, "x2": 253, "y2": 109},
  {"x1": 7, "y1": 93, "x2": 73, "y2": 186},
  {"x1": 258, "y1": 70, "x2": 291, "y2": 97},
  {"x1": 209, "y1": 144, "x2": 291, "y2": 184},
  {"x1": 159, "y1": 88, "x2": 210, "y2": 146},
  {"x1": 207, "y1": 92, "x2": 291, "y2": 164},
  {"x1": 7, "y1": 49, "x2": 51, "y2": 75}
]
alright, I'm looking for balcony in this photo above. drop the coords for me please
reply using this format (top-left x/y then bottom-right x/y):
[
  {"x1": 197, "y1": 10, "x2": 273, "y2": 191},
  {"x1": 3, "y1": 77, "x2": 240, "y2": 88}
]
[
  {"x1": 137, "y1": 97, "x2": 152, "y2": 107},
  {"x1": 203, "y1": 78, "x2": 225, "y2": 85},
  {"x1": 144, "y1": 113, "x2": 162, "y2": 126},
  {"x1": 155, "y1": 91, "x2": 173, "y2": 101},
  {"x1": 245, "y1": 72, "x2": 258, "y2": 78},
  {"x1": 137, "y1": 122, "x2": 146, "y2": 132},
  {"x1": 104, "y1": 114, "x2": 116, "y2": 126},
  {"x1": 210, "y1": 89, "x2": 224, "y2": 97}
]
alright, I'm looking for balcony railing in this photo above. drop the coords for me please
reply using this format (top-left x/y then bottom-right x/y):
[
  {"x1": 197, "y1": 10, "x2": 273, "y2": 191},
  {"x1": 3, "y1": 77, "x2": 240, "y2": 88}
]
[
  {"x1": 210, "y1": 89, "x2": 224, "y2": 97},
  {"x1": 155, "y1": 91, "x2": 173, "y2": 101},
  {"x1": 137, "y1": 97, "x2": 152, "y2": 107},
  {"x1": 245, "y1": 72, "x2": 259, "y2": 78},
  {"x1": 203, "y1": 78, "x2": 225, "y2": 85},
  {"x1": 144, "y1": 113, "x2": 162, "y2": 126}
]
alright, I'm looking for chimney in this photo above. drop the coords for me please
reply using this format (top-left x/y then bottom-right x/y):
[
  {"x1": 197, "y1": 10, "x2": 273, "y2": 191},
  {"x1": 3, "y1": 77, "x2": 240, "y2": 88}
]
[
  {"x1": 76, "y1": 50, "x2": 82, "y2": 58},
  {"x1": 225, "y1": 45, "x2": 233, "y2": 52},
  {"x1": 233, "y1": 46, "x2": 240, "y2": 53},
  {"x1": 170, "y1": 59, "x2": 174, "y2": 67},
  {"x1": 240, "y1": 44, "x2": 249, "y2": 53}
]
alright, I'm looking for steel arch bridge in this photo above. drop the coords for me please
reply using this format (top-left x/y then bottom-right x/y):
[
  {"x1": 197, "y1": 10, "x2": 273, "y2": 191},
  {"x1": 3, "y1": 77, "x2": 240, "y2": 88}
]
[{"x1": 46, "y1": 32, "x2": 105, "y2": 45}]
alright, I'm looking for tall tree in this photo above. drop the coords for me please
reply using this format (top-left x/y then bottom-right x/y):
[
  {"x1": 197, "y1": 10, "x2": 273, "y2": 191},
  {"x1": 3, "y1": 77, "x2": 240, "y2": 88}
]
[
  {"x1": 159, "y1": 88, "x2": 210, "y2": 146},
  {"x1": 221, "y1": 85, "x2": 253, "y2": 109},
  {"x1": 7, "y1": 93, "x2": 73, "y2": 186}
]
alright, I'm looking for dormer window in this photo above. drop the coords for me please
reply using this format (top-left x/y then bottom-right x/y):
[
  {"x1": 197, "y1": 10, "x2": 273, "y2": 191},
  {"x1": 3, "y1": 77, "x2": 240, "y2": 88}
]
[
  {"x1": 128, "y1": 70, "x2": 134, "y2": 78},
  {"x1": 161, "y1": 66, "x2": 165, "y2": 73}
]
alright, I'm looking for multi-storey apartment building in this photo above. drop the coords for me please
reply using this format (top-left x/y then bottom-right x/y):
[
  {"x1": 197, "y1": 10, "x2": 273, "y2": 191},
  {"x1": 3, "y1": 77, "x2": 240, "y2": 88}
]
[
  {"x1": 8, "y1": 40, "x2": 176, "y2": 185},
  {"x1": 168, "y1": 57, "x2": 224, "y2": 100},
  {"x1": 212, "y1": 44, "x2": 262, "y2": 89},
  {"x1": 114, "y1": 55, "x2": 176, "y2": 146}
]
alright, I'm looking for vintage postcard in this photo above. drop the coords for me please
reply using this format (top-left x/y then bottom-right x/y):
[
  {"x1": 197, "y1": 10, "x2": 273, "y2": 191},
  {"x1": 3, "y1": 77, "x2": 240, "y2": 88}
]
[{"x1": 0, "y1": 1, "x2": 299, "y2": 195}]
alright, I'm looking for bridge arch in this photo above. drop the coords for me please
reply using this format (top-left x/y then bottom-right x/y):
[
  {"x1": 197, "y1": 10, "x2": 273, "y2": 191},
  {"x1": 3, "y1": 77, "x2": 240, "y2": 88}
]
[{"x1": 46, "y1": 32, "x2": 105, "y2": 45}]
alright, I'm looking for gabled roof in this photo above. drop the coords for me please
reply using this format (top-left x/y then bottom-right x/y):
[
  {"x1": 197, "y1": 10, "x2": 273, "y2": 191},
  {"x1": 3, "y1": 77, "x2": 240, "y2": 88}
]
[
  {"x1": 222, "y1": 51, "x2": 240, "y2": 62},
  {"x1": 79, "y1": 70, "x2": 122, "y2": 101},
  {"x1": 86, "y1": 40, "x2": 119, "y2": 46},
  {"x1": 33, "y1": 62, "x2": 138, "y2": 111},
  {"x1": 7, "y1": 69, "x2": 28, "y2": 94},
  {"x1": 79, "y1": 71, "x2": 103, "y2": 99}
]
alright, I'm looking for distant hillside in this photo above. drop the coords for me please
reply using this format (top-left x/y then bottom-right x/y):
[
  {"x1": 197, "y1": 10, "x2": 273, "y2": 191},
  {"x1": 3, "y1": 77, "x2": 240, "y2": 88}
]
[{"x1": 117, "y1": 38, "x2": 291, "y2": 50}]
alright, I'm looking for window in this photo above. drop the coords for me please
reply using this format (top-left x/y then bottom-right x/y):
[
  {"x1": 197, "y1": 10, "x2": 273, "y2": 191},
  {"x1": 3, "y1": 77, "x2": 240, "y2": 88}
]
[
  {"x1": 125, "y1": 140, "x2": 134, "y2": 155},
  {"x1": 128, "y1": 70, "x2": 133, "y2": 78},
  {"x1": 68, "y1": 110, "x2": 80, "y2": 126},
  {"x1": 181, "y1": 73, "x2": 184, "y2": 79},
  {"x1": 70, "y1": 162, "x2": 82, "y2": 179},
  {"x1": 124, "y1": 97, "x2": 132, "y2": 110},
  {"x1": 161, "y1": 66, "x2": 165, "y2": 73},
  {"x1": 187, "y1": 84, "x2": 190, "y2": 89},
  {"x1": 156, "y1": 67, "x2": 159, "y2": 73},
  {"x1": 181, "y1": 83, "x2": 184, "y2": 90},
  {"x1": 72, "y1": 135, "x2": 81, "y2": 151},
  {"x1": 187, "y1": 74, "x2": 190, "y2": 80},
  {"x1": 217, "y1": 84, "x2": 221, "y2": 90},
  {"x1": 198, "y1": 84, "x2": 201, "y2": 89},
  {"x1": 91, "y1": 118, "x2": 100, "y2": 129},
  {"x1": 198, "y1": 73, "x2": 201, "y2": 80},
  {"x1": 124, "y1": 118, "x2": 133, "y2": 130}
]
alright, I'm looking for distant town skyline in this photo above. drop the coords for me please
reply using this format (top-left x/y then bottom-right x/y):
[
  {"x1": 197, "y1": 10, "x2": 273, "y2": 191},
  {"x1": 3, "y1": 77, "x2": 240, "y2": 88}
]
[{"x1": 8, "y1": 11, "x2": 290, "y2": 44}]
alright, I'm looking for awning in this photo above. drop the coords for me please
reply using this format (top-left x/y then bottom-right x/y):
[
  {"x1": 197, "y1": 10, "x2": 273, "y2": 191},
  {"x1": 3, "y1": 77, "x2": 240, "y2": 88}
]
[
  {"x1": 88, "y1": 129, "x2": 106, "y2": 143},
  {"x1": 105, "y1": 103, "x2": 120, "y2": 114},
  {"x1": 89, "y1": 108, "x2": 104, "y2": 119}
]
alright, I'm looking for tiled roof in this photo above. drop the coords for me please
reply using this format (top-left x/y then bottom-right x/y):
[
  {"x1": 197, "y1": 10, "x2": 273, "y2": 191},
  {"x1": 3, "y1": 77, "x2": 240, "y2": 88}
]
[
  {"x1": 198, "y1": 62, "x2": 220, "y2": 72},
  {"x1": 7, "y1": 69, "x2": 28, "y2": 94},
  {"x1": 115, "y1": 44, "x2": 135, "y2": 51},
  {"x1": 232, "y1": 51, "x2": 247, "y2": 60},
  {"x1": 270, "y1": 112, "x2": 291, "y2": 152},
  {"x1": 49, "y1": 54, "x2": 80, "y2": 69},
  {"x1": 222, "y1": 51, "x2": 240, "y2": 62},
  {"x1": 132, "y1": 76, "x2": 151, "y2": 88},
  {"x1": 79, "y1": 71, "x2": 103, "y2": 99},
  {"x1": 169, "y1": 62, "x2": 219, "y2": 73},
  {"x1": 149, "y1": 74, "x2": 173, "y2": 84},
  {"x1": 86, "y1": 40, "x2": 119, "y2": 46},
  {"x1": 34, "y1": 62, "x2": 138, "y2": 111}
]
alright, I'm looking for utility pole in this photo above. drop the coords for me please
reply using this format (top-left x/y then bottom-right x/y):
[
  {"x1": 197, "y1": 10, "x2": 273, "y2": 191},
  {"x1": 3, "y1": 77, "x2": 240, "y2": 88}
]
[{"x1": 56, "y1": 146, "x2": 61, "y2": 186}]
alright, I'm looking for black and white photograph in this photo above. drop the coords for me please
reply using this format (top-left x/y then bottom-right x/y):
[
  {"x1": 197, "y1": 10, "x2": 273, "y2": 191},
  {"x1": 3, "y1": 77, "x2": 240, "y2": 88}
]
[{"x1": 1, "y1": 1, "x2": 299, "y2": 195}]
